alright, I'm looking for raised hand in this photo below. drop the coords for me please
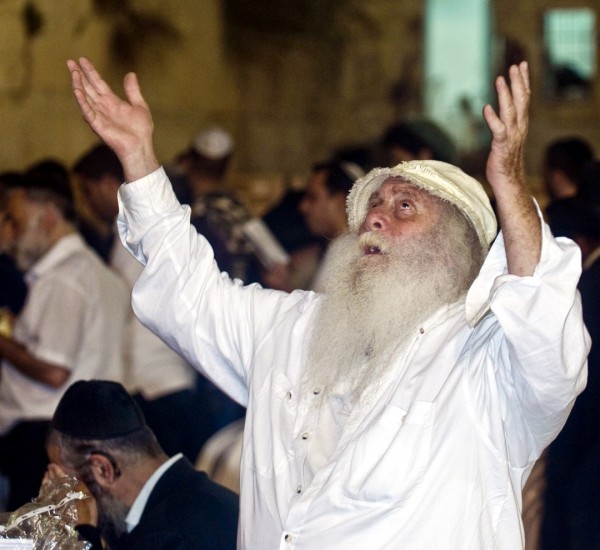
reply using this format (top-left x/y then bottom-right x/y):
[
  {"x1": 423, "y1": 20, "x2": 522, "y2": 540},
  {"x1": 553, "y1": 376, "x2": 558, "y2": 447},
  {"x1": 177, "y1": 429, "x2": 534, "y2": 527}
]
[
  {"x1": 483, "y1": 62, "x2": 530, "y2": 193},
  {"x1": 482, "y1": 61, "x2": 540, "y2": 276},
  {"x1": 67, "y1": 57, "x2": 159, "y2": 182}
]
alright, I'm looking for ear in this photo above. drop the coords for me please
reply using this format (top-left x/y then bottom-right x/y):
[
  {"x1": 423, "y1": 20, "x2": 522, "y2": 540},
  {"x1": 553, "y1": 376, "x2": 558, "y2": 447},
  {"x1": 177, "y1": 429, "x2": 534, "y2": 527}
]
[
  {"x1": 41, "y1": 202, "x2": 60, "y2": 230},
  {"x1": 87, "y1": 453, "x2": 120, "y2": 486}
]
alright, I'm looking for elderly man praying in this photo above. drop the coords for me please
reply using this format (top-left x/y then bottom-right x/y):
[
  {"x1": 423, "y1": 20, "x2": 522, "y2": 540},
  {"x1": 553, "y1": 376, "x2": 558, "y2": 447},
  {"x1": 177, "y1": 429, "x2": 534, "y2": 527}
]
[{"x1": 66, "y1": 58, "x2": 589, "y2": 549}]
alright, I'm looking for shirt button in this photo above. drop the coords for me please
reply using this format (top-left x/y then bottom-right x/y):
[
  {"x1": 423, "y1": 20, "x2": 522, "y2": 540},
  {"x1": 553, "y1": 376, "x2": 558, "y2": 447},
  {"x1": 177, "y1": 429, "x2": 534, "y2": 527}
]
[
  {"x1": 419, "y1": 327, "x2": 425, "y2": 334},
  {"x1": 301, "y1": 432, "x2": 310, "y2": 440},
  {"x1": 285, "y1": 391, "x2": 292, "y2": 400},
  {"x1": 312, "y1": 388, "x2": 321, "y2": 395},
  {"x1": 296, "y1": 484, "x2": 302, "y2": 494},
  {"x1": 284, "y1": 533, "x2": 294, "y2": 543}
]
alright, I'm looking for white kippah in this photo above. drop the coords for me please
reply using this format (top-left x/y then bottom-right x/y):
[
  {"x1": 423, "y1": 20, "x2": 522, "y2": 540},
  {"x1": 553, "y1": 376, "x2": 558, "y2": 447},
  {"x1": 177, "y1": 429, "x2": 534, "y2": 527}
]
[
  {"x1": 192, "y1": 127, "x2": 234, "y2": 160},
  {"x1": 346, "y1": 160, "x2": 498, "y2": 248}
]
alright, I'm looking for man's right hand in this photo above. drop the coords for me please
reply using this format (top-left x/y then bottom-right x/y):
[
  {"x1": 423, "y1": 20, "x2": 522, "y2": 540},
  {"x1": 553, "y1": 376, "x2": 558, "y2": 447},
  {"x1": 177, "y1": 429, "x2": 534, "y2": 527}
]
[
  {"x1": 67, "y1": 57, "x2": 160, "y2": 182},
  {"x1": 44, "y1": 463, "x2": 98, "y2": 527}
]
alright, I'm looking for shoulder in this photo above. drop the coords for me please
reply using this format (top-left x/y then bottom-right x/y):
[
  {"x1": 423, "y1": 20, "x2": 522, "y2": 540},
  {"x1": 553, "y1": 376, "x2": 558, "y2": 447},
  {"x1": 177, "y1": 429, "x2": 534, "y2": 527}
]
[{"x1": 135, "y1": 460, "x2": 239, "y2": 546}]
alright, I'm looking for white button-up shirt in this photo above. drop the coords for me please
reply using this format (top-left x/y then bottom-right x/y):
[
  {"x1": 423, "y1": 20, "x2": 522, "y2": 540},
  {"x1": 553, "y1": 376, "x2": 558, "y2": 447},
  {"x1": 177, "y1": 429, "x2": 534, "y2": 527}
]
[
  {"x1": 0, "y1": 233, "x2": 128, "y2": 433},
  {"x1": 117, "y1": 167, "x2": 589, "y2": 550}
]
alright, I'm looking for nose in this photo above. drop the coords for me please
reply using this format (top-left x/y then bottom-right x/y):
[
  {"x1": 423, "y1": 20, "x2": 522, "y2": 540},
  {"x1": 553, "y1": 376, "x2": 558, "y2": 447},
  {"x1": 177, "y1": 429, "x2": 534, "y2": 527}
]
[{"x1": 361, "y1": 206, "x2": 389, "y2": 233}]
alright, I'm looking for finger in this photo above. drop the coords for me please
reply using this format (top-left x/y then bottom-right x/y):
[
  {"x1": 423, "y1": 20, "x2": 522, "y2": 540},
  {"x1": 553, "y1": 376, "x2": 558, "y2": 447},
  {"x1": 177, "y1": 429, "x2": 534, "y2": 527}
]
[
  {"x1": 519, "y1": 61, "x2": 530, "y2": 93},
  {"x1": 123, "y1": 72, "x2": 149, "y2": 109},
  {"x1": 482, "y1": 104, "x2": 507, "y2": 142},
  {"x1": 508, "y1": 64, "x2": 529, "y2": 108},
  {"x1": 69, "y1": 59, "x2": 101, "y2": 103},
  {"x1": 51, "y1": 463, "x2": 68, "y2": 477},
  {"x1": 495, "y1": 75, "x2": 517, "y2": 129},
  {"x1": 79, "y1": 57, "x2": 113, "y2": 97},
  {"x1": 71, "y1": 72, "x2": 97, "y2": 125},
  {"x1": 510, "y1": 62, "x2": 530, "y2": 130}
]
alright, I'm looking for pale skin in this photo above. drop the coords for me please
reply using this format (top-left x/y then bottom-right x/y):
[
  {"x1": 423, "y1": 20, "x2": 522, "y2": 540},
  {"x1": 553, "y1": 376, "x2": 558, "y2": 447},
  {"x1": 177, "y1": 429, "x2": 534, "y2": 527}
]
[{"x1": 67, "y1": 58, "x2": 539, "y2": 276}]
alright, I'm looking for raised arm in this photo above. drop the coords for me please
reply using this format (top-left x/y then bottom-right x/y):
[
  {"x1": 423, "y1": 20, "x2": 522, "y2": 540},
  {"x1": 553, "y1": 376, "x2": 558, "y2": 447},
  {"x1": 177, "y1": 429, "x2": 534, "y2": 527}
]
[
  {"x1": 483, "y1": 61, "x2": 540, "y2": 276},
  {"x1": 67, "y1": 57, "x2": 159, "y2": 182}
]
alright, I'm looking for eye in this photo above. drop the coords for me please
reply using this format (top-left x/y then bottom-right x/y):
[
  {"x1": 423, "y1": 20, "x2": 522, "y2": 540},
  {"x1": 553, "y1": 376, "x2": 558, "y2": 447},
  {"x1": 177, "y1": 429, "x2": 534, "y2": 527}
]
[
  {"x1": 368, "y1": 197, "x2": 382, "y2": 209},
  {"x1": 400, "y1": 201, "x2": 411, "y2": 209}
]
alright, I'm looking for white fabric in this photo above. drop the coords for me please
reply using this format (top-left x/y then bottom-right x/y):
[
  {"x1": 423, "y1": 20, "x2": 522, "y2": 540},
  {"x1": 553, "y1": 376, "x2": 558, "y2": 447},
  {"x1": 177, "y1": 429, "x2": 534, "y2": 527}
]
[
  {"x1": 117, "y1": 167, "x2": 589, "y2": 550},
  {"x1": 126, "y1": 453, "x2": 183, "y2": 533},
  {"x1": 192, "y1": 127, "x2": 233, "y2": 159},
  {"x1": 110, "y1": 234, "x2": 195, "y2": 399},
  {"x1": 0, "y1": 234, "x2": 128, "y2": 434}
]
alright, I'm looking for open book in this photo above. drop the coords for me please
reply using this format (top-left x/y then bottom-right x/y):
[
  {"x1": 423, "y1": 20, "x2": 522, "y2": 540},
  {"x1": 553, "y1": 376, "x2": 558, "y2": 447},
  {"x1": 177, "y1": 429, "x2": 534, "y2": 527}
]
[{"x1": 241, "y1": 218, "x2": 290, "y2": 269}]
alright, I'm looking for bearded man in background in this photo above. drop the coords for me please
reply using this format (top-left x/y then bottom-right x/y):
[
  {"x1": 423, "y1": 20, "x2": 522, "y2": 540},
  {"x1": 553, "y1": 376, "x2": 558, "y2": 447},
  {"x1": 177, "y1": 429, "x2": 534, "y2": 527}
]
[{"x1": 0, "y1": 173, "x2": 128, "y2": 510}]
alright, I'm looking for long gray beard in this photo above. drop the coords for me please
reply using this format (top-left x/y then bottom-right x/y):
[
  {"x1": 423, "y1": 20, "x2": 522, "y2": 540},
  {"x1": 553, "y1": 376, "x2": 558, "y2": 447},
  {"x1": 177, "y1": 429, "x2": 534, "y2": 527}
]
[
  {"x1": 86, "y1": 480, "x2": 130, "y2": 548},
  {"x1": 303, "y1": 211, "x2": 483, "y2": 407}
]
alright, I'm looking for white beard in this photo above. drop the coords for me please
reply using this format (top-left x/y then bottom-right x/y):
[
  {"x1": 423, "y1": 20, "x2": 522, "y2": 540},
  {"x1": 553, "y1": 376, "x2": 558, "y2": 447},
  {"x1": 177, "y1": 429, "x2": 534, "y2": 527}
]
[
  {"x1": 303, "y1": 207, "x2": 483, "y2": 407},
  {"x1": 14, "y1": 209, "x2": 49, "y2": 272}
]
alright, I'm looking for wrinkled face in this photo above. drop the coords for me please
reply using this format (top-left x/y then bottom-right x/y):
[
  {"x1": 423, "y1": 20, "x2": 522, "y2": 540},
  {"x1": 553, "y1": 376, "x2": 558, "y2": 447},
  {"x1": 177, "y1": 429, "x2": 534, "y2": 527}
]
[
  {"x1": 5, "y1": 190, "x2": 51, "y2": 271},
  {"x1": 358, "y1": 177, "x2": 444, "y2": 260},
  {"x1": 299, "y1": 169, "x2": 345, "y2": 238}
]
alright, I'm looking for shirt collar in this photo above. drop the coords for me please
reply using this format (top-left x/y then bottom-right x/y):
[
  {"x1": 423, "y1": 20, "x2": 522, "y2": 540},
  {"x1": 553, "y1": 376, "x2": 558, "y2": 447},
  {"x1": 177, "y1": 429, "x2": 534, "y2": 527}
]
[
  {"x1": 25, "y1": 233, "x2": 85, "y2": 286},
  {"x1": 125, "y1": 453, "x2": 183, "y2": 533}
]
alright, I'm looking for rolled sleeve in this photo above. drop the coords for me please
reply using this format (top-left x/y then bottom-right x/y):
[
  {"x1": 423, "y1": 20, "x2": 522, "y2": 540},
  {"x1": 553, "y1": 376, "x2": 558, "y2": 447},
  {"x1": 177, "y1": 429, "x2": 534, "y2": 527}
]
[{"x1": 466, "y1": 212, "x2": 590, "y2": 459}]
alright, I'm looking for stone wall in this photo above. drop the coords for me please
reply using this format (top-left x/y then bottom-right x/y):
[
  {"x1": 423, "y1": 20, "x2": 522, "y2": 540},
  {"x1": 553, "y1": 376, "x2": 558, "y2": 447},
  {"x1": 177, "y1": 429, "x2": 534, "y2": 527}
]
[
  {"x1": 491, "y1": 0, "x2": 600, "y2": 200},
  {"x1": 0, "y1": 0, "x2": 598, "y2": 213}
]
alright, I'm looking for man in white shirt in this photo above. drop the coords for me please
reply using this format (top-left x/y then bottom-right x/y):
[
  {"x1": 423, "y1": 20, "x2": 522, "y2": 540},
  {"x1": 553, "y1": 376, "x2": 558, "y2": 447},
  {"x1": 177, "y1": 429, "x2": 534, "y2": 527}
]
[
  {"x1": 45, "y1": 379, "x2": 239, "y2": 549},
  {"x1": 0, "y1": 170, "x2": 128, "y2": 510},
  {"x1": 67, "y1": 58, "x2": 590, "y2": 549}
]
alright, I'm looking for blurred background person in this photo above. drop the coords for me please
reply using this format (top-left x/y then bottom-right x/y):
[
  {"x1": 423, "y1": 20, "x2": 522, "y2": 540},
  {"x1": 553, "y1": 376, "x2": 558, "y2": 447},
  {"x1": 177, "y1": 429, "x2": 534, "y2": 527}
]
[
  {"x1": 175, "y1": 127, "x2": 260, "y2": 284},
  {"x1": 380, "y1": 117, "x2": 458, "y2": 166},
  {"x1": 74, "y1": 143, "x2": 212, "y2": 462},
  {"x1": 0, "y1": 172, "x2": 27, "y2": 320},
  {"x1": 0, "y1": 169, "x2": 128, "y2": 510},
  {"x1": 541, "y1": 160, "x2": 600, "y2": 550},
  {"x1": 542, "y1": 137, "x2": 595, "y2": 238},
  {"x1": 299, "y1": 159, "x2": 365, "y2": 291}
]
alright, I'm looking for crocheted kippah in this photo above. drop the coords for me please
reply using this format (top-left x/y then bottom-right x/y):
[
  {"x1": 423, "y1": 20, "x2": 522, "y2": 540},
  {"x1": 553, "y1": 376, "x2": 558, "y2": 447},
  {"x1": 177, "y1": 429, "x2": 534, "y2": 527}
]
[{"x1": 346, "y1": 160, "x2": 497, "y2": 248}]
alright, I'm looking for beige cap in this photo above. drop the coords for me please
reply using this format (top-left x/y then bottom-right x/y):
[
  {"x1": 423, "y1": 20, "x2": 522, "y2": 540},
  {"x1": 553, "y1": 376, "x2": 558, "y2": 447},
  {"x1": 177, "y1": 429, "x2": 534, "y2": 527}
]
[{"x1": 346, "y1": 160, "x2": 497, "y2": 248}]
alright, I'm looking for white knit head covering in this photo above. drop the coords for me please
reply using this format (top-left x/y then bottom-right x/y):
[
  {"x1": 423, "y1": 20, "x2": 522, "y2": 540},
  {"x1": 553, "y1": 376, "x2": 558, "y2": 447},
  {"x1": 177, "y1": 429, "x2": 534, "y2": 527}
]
[
  {"x1": 192, "y1": 127, "x2": 234, "y2": 160},
  {"x1": 346, "y1": 160, "x2": 497, "y2": 248}
]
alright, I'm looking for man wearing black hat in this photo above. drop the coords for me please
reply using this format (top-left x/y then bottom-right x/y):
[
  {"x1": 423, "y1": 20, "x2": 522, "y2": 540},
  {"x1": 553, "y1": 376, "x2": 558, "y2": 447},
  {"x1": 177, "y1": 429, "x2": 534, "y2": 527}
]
[
  {"x1": 46, "y1": 379, "x2": 239, "y2": 549},
  {"x1": 0, "y1": 171, "x2": 128, "y2": 510}
]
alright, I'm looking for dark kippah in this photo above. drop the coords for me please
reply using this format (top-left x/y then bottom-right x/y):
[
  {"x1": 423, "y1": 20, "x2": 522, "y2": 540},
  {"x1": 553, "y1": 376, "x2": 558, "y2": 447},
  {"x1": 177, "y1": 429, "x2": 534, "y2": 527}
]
[{"x1": 52, "y1": 380, "x2": 147, "y2": 440}]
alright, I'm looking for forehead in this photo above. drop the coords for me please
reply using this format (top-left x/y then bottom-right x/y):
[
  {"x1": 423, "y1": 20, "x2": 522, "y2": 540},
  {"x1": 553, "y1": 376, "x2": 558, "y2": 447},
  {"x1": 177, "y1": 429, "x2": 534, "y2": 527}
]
[
  {"x1": 6, "y1": 188, "x2": 29, "y2": 211},
  {"x1": 306, "y1": 170, "x2": 330, "y2": 196},
  {"x1": 46, "y1": 442, "x2": 63, "y2": 464},
  {"x1": 371, "y1": 177, "x2": 435, "y2": 201}
]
